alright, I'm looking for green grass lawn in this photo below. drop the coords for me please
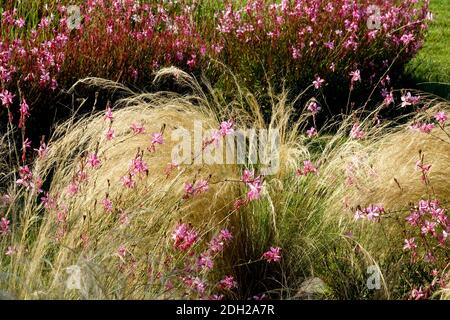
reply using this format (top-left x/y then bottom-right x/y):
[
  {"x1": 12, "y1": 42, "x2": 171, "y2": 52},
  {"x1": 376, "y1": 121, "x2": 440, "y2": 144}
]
[{"x1": 405, "y1": 0, "x2": 450, "y2": 98}]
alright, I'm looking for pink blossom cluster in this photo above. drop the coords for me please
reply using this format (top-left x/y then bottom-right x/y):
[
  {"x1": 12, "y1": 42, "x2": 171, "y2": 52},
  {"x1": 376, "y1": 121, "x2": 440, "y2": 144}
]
[
  {"x1": 218, "y1": 275, "x2": 238, "y2": 290},
  {"x1": 154, "y1": 223, "x2": 238, "y2": 299},
  {"x1": 172, "y1": 223, "x2": 199, "y2": 251},
  {"x1": 1, "y1": 0, "x2": 206, "y2": 129},
  {"x1": 183, "y1": 179, "x2": 209, "y2": 199},
  {"x1": 0, "y1": 216, "x2": 11, "y2": 236},
  {"x1": 404, "y1": 200, "x2": 448, "y2": 262},
  {"x1": 350, "y1": 123, "x2": 365, "y2": 140},
  {"x1": 354, "y1": 204, "x2": 385, "y2": 221},
  {"x1": 234, "y1": 169, "x2": 264, "y2": 211},
  {"x1": 212, "y1": 0, "x2": 429, "y2": 103},
  {"x1": 196, "y1": 229, "x2": 233, "y2": 271},
  {"x1": 409, "y1": 271, "x2": 449, "y2": 300},
  {"x1": 262, "y1": 246, "x2": 282, "y2": 263},
  {"x1": 148, "y1": 132, "x2": 164, "y2": 153},
  {"x1": 296, "y1": 160, "x2": 318, "y2": 177},
  {"x1": 401, "y1": 92, "x2": 421, "y2": 108},
  {"x1": 202, "y1": 120, "x2": 235, "y2": 150},
  {"x1": 120, "y1": 152, "x2": 151, "y2": 189}
]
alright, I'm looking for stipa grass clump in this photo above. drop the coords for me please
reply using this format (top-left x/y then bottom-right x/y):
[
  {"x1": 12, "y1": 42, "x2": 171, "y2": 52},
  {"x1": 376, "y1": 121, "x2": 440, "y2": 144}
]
[
  {"x1": 313, "y1": 100, "x2": 450, "y2": 299},
  {"x1": 0, "y1": 73, "x2": 239, "y2": 299},
  {"x1": 0, "y1": 68, "x2": 305, "y2": 299},
  {"x1": 0, "y1": 68, "x2": 449, "y2": 300}
]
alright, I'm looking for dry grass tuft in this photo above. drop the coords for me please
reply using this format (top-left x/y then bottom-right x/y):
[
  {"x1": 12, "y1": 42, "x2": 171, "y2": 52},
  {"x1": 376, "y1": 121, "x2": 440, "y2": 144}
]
[{"x1": 1, "y1": 68, "x2": 448, "y2": 299}]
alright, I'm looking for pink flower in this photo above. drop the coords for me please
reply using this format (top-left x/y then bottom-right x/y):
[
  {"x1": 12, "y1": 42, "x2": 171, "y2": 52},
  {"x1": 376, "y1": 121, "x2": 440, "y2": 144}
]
[
  {"x1": 208, "y1": 229, "x2": 233, "y2": 254},
  {"x1": 220, "y1": 229, "x2": 233, "y2": 242},
  {"x1": 0, "y1": 194, "x2": 11, "y2": 206},
  {"x1": 184, "y1": 182, "x2": 194, "y2": 197},
  {"x1": 410, "y1": 287, "x2": 426, "y2": 300},
  {"x1": 366, "y1": 205, "x2": 384, "y2": 221},
  {"x1": 118, "y1": 245, "x2": 127, "y2": 259},
  {"x1": 152, "y1": 132, "x2": 164, "y2": 144},
  {"x1": 208, "y1": 237, "x2": 225, "y2": 254},
  {"x1": 102, "y1": 197, "x2": 113, "y2": 213},
  {"x1": 41, "y1": 192, "x2": 57, "y2": 210},
  {"x1": 233, "y1": 199, "x2": 246, "y2": 210},
  {"x1": 246, "y1": 178, "x2": 262, "y2": 201},
  {"x1": 129, "y1": 156, "x2": 148, "y2": 176},
  {"x1": 15, "y1": 17, "x2": 25, "y2": 28},
  {"x1": 403, "y1": 238, "x2": 417, "y2": 251},
  {"x1": 324, "y1": 41, "x2": 334, "y2": 50},
  {"x1": 18, "y1": 98, "x2": 30, "y2": 128},
  {"x1": 434, "y1": 112, "x2": 447, "y2": 125},
  {"x1": 121, "y1": 174, "x2": 136, "y2": 189},
  {"x1": 187, "y1": 55, "x2": 197, "y2": 68},
  {"x1": 106, "y1": 22, "x2": 113, "y2": 34},
  {"x1": 0, "y1": 89, "x2": 15, "y2": 107},
  {"x1": 241, "y1": 169, "x2": 254, "y2": 183},
  {"x1": 183, "y1": 179, "x2": 209, "y2": 198},
  {"x1": 306, "y1": 127, "x2": 317, "y2": 138},
  {"x1": 421, "y1": 220, "x2": 436, "y2": 236},
  {"x1": 313, "y1": 76, "x2": 325, "y2": 89},
  {"x1": 87, "y1": 153, "x2": 101, "y2": 169},
  {"x1": 296, "y1": 160, "x2": 318, "y2": 176},
  {"x1": 263, "y1": 247, "x2": 282, "y2": 263},
  {"x1": 148, "y1": 132, "x2": 164, "y2": 152},
  {"x1": 354, "y1": 209, "x2": 365, "y2": 220},
  {"x1": 383, "y1": 90, "x2": 394, "y2": 106},
  {"x1": 77, "y1": 169, "x2": 88, "y2": 182},
  {"x1": 192, "y1": 277, "x2": 206, "y2": 295},
  {"x1": 5, "y1": 246, "x2": 16, "y2": 256},
  {"x1": 350, "y1": 69, "x2": 361, "y2": 83},
  {"x1": 131, "y1": 68, "x2": 138, "y2": 81},
  {"x1": 16, "y1": 165, "x2": 33, "y2": 188},
  {"x1": 354, "y1": 205, "x2": 384, "y2": 221},
  {"x1": 219, "y1": 120, "x2": 234, "y2": 136},
  {"x1": 400, "y1": 33, "x2": 415, "y2": 46},
  {"x1": 307, "y1": 101, "x2": 321, "y2": 115},
  {"x1": 406, "y1": 211, "x2": 420, "y2": 226},
  {"x1": 401, "y1": 92, "x2": 420, "y2": 108},
  {"x1": 303, "y1": 160, "x2": 318, "y2": 175},
  {"x1": 195, "y1": 179, "x2": 209, "y2": 195},
  {"x1": 197, "y1": 253, "x2": 214, "y2": 270},
  {"x1": 104, "y1": 106, "x2": 113, "y2": 122},
  {"x1": 415, "y1": 160, "x2": 431, "y2": 174},
  {"x1": 172, "y1": 223, "x2": 198, "y2": 251},
  {"x1": 350, "y1": 123, "x2": 365, "y2": 139},
  {"x1": 218, "y1": 275, "x2": 237, "y2": 290},
  {"x1": 105, "y1": 128, "x2": 115, "y2": 141},
  {"x1": 67, "y1": 182, "x2": 79, "y2": 196},
  {"x1": 330, "y1": 63, "x2": 336, "y2": 72},
  {"x1": 411, "y1": 122, "x2": 435, "y2": 134},
  {"x1": 292, "y1": 47, "x2": 300, "y2": 59},
  {"x1": 252, "y1": 293, "x2": 268, "y2": 300},
  {"x1": 130, "y1": 122, "x2": 145, "y2": 134},
  {"x1": 22, "y1": 138, "x2": 31, "y2": 152},
  {"x1": 0, "y1": 217, "x2": 11, "y2": 235},
  {"x1": 424, "y1": 252, "x2": 435, "y2": 263},
  {"x1": 34, "y1": 141, "x2": 48, "y2": 159},
  {"x1": 199, "y1": 119, "x2": 235, "y2": 150}
]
